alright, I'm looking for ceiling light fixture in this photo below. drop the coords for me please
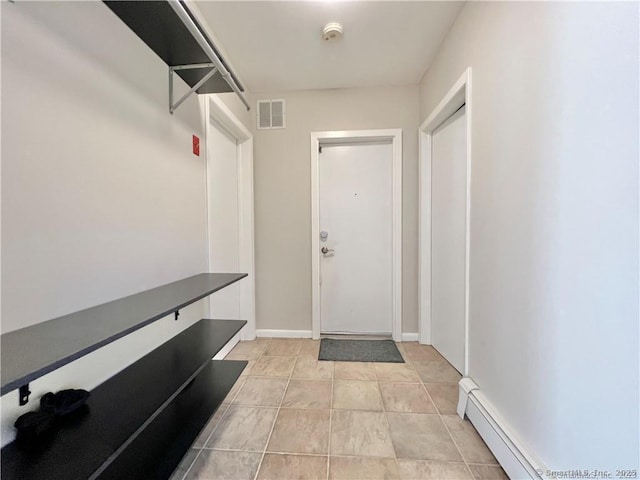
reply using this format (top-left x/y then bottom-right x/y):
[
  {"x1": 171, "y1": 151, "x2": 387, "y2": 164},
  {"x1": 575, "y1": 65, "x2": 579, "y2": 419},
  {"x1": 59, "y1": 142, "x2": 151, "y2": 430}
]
[{"x1": 322, "y1": 22, "x2": 343, "y2": 42}]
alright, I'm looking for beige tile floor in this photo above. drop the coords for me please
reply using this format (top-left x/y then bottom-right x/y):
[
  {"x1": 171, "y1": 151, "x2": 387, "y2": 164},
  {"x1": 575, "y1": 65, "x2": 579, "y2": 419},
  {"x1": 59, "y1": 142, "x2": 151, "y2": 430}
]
[{"x1": 171, "y1": 338, "x2": 509, "y2": 480}]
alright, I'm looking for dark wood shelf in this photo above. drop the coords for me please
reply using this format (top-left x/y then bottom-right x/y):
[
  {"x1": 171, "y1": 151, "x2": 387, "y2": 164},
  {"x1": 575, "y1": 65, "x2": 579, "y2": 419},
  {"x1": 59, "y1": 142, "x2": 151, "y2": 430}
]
[
  {"x1": 1, "y1": 319, "x2": 247, "y2": 480},
  {"x1": 103, "y1": 0, "x2": 244, "y2": 94},
  {"x1": 1, "y1": 273, "x2": 247, "y2": 395},
  {"x1": 97, "y1": 360, "x2": 246, "y2": 480}
]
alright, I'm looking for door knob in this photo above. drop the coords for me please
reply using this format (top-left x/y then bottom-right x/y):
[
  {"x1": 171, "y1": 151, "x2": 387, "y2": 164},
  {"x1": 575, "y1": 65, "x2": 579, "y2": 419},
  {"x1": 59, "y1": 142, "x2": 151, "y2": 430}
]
[{"x1": 321, "y1": 246, "x2": 334, "y2": 254}]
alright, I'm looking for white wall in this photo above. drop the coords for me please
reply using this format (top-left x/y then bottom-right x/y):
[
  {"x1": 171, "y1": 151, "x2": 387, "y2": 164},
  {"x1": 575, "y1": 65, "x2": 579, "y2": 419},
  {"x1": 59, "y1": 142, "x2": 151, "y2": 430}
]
[
  {"x1": 420, "y1": 1, "x2": 639, "y2": 471},
  {"x1": 215, "y1": 92, "x2": 252, "y2": 133},
  {"x1": 252, "y1": 86, "x2": 420, "y2": 334},
  {"x1": 1, "y1": 2, "x2": 210, "y2": 445}
]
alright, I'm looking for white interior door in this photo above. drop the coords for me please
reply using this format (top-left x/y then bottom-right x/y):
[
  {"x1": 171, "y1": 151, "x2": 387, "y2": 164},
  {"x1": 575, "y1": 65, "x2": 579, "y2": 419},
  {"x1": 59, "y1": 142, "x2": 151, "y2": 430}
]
[
  {"x1": 208, "y1": 120, "x2": 240, "y2": 319},
  {"x1": 319, "y1": 143, "x2": 393, "y2": 334},
  {"x1": 431, "y1": 105, "x2": 467, "y2": 372}
]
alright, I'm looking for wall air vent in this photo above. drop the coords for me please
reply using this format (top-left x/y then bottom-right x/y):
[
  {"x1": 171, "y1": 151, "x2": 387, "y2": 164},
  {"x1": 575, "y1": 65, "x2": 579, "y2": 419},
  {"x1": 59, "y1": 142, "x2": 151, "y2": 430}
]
[{"x1": 257, "y1": 99, "x2": 286, "y2": 129}]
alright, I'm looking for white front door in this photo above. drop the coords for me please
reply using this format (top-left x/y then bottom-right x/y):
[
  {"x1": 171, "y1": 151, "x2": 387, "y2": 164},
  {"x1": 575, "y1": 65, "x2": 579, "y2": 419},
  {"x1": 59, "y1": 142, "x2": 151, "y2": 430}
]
[
  {"x1": 208, "y1": 119, "x2": 240, "y2": 319},
  {"x1": 431, "y1": 105, "x2": 467, "y2": 373},
  {"x1": 319, "y1": 142, "x2": 393, "y2": 335}
]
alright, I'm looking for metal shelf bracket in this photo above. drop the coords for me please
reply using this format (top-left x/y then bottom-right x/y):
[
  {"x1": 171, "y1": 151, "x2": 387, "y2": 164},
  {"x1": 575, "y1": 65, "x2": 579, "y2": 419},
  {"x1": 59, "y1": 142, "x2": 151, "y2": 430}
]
[
  {"x1": 19, "y1": 384, "x2": 31, "y2": 406},
  {"x1": 169, "y1": 63, "x2": 217, "y2": 114},
  {"x1": 167, "y1": 0, "x2": 250, "y2": 112}
]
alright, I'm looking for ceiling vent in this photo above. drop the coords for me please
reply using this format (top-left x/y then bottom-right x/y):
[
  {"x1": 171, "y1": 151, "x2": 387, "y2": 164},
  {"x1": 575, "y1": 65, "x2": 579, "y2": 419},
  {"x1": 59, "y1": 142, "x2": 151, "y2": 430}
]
[{"x1": 257, "y1": 99, "x2": 286, "y2": 129}]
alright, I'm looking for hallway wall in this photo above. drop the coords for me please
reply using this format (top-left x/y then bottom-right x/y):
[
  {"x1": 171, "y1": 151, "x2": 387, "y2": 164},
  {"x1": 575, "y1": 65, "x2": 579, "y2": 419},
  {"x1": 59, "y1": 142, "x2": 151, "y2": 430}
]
[
  {"x1": 1, "y1": 1, "x2": 211, "y2": 444},
  {"x1": 419, "y1": 1, "x2": 639, "y2": 471},
  {"x1": 214, "y1": 91, "x2": 253, "y2": 133},
  {"x1": 251, "y1": 86, "x2": 420, "y2": 335},
  {"x1": 2, "y1": 1, "x2": 208, "y2": 333}
]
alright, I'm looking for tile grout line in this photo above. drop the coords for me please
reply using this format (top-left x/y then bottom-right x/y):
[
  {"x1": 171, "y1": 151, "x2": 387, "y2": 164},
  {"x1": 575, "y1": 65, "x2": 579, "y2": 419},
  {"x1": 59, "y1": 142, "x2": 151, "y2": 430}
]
[
  {"x1": 373, "y1": 361, "x2": 401, "y2": 474},
  {"x1": 193, "y1": 446, "x2": 485, "y2": 462},
  {"x1": 201, "y1": 404, "x2": 231, "y2": 446},
  {"x1": 412, "y1": 346, "x2": 496, "y2": 479},
  {"x1": 202, "y1": 447, "x2": 328, "y2": 456},
  {"x1": 181, "y1": 373, "x2": 244, "y2": 478},
  {"x1": 252, "y1": 339, "x2": 296, "y2": 480},
  {"x1": 175, "y1": 448, "x2": 201, "y2": 480},
  {"x1": 181, "y1": 338, "x2": 273, "y2": 479},
  {"x1": 407, "y1": 347, "x2": 477, "y2": 478},
  {"x1": 232, "y1": 451, "x2": 477, "y2": 463},
  {"x1": 186, "y1": 341, "x2": 491, "y2": 480},
  {"x1": 183, "y1": 407, "x2": 224, "y2": 478},
  {"x1": 326, "y1": 359, "x2": 334, "y2": 480},
  {"x1": 386, "y1": 353, "x2": 411, "y2": 476},
  {"x1": 418, "y1": 371, "x2": 476, "y2": 479}
]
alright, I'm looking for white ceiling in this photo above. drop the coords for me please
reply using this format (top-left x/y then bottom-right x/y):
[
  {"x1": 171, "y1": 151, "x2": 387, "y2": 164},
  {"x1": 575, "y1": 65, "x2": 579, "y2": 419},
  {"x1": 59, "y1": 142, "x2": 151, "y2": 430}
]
[{"x1": 195, "y1": 1, "x2": 465, "y2": 93}]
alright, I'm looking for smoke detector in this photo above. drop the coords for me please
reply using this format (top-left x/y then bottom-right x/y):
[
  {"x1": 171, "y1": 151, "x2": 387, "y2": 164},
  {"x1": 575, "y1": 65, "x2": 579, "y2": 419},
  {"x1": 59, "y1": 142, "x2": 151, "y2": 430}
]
[{"x1": 322, "y1": 22, "x2": 343, "y2": 42}]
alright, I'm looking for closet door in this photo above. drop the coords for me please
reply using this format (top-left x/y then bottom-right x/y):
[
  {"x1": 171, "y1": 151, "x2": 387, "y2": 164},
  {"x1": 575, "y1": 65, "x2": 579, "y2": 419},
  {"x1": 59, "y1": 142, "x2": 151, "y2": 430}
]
[{"x1": 431, "y1": 105, "x2": 467, "y2": 373}]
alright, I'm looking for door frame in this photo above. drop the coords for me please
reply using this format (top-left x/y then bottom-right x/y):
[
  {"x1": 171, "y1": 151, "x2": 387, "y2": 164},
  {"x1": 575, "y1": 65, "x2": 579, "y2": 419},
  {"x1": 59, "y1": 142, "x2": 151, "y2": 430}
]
[
  {"x1": 310, "y1": 129, "x2": 403, "y2": 341},
  {"x1": 419, "y1": 68, "x2": 472, "y2": 374},
  {"x1": 204, "y1": 95, "x2": 256, "y2": 340}
]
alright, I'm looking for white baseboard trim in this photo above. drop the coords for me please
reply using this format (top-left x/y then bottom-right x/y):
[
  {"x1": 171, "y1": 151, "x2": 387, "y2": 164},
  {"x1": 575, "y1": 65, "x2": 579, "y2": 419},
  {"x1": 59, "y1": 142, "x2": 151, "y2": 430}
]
[
  {"x1": 239, "y1": 324, "x2": 256, "y2": 342},
  {"x1": 458, "y1": 378, "x2": 546, "y2": 480},
  {"x1": 401, "y1": 332, "x2": 419, "y2": 342},
  {"x1": 213, "y1": 332, "x2": 241, "y2": 360},
  {"x1": 256, "y1": 329, "x2": 313, "y2": 339},
  {"x1": 255, "y1": 330, "x2": 419, "y2": 342}
]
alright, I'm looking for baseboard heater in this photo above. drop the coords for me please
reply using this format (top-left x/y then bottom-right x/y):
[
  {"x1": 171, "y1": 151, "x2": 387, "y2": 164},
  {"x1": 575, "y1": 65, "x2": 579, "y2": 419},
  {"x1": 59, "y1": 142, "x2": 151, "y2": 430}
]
[{"x1": 457, "y1": 378, "x2": 546, "y2": 480}]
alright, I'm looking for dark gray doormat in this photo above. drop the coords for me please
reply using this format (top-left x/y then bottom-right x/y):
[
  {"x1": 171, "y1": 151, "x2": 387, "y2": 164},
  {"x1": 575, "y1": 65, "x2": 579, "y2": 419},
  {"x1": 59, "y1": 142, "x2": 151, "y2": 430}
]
[{"x1": 318, "y1": 338, "x2": 404, "y2": 363}]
